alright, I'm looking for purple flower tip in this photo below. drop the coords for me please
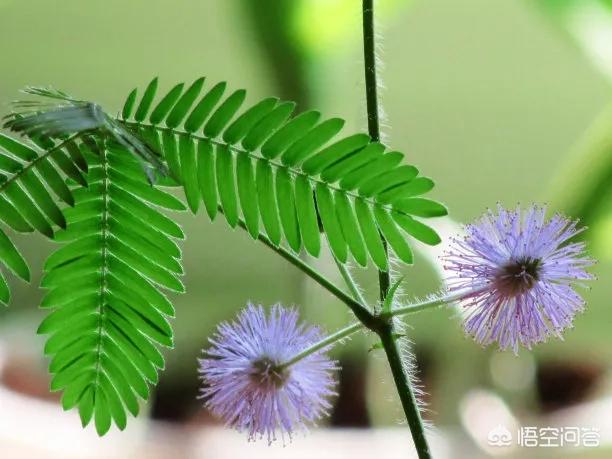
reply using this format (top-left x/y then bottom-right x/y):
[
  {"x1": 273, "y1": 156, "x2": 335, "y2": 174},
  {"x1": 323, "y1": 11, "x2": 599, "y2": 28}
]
[
  {"x1": 443, "y1": 204, "x2": 595, "y2": 354},
  {"x1": 198, "y1": 304, "x2": 337, "y2": 444}
]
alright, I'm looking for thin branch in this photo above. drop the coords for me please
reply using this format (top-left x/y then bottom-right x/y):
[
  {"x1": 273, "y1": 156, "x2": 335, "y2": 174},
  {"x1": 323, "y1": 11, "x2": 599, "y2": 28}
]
[
  {"x1": 385, "y1": 290, "x2": 466, "y2": 319},
  {"x1": 334, "y1": 258, "x2": 368, "y2": 306},
  {"x1": 362, "y1": 0, "x2": 390, "y2": 303},
  {"x1": 281, "y1": 290, "x2": 464, "y2": 368},
  {"x1": 279, "y1": 322, "x2": 362, "y2": 369},
  {"x1": 230, "y1": 210, "x2": 377, "y2": 329}
]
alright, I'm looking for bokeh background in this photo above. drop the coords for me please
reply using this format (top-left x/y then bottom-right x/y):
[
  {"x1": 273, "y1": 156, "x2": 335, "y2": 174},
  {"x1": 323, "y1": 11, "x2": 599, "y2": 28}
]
[{"x1": 0, "y1": 0, "x2": 610, "y2": 458}]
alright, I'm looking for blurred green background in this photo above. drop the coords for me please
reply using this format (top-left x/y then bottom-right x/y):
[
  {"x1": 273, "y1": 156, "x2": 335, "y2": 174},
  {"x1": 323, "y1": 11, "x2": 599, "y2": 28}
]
[{"x1": 0, "y1": 0, "x2": 610, "y2": 456}]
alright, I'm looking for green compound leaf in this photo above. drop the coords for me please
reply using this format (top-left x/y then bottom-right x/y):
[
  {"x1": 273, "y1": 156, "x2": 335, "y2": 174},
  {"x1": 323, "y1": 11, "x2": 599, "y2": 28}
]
[
  {"x1": 7, "y1": 77, "x2": 447, "y2": 274},
  {"x1": 118, "y1": 78, "x2": 447, "y2": 268},
  {"x1": 0, "y1": 134, "x2": 86, "y2": 304},
  {"x1": 39, "y1": 142, "x2": 184, "y2": 435}
]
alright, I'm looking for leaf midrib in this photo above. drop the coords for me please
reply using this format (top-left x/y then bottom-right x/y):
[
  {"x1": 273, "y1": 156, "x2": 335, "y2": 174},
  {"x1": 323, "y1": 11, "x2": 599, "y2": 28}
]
[
  {"x1": 119, "y1": 120, "x2": 408, "y2": 217},
  {"x1": 93, "y1": 144, "x2": 110, "y2": 394},
  {"x1": 0, "y1": 133, "x2": 81, "y2": 195}
]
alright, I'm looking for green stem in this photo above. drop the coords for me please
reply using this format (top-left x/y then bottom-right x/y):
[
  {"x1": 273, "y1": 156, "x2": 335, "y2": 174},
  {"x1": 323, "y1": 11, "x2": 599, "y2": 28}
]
[
  {"x1": 362, "y1": 1, "x2": 431, "y2": 458},
  {"x1": 279, "y1": 322, "x2": 362, "y2": 369},
  {"x1": 362, "y1": 0, "x2": 390, "y2": 303},
  {"x1": 363, "y1": 0, "x2": 381, "y2": 144},
  {"x1": 383, "y1": 290, "x2": 466, "y2": 319},
  {"x1": 280, "y1": 291, "x2": 463, "y2": 368},
  {"x1": 334, "y1": 259, "x2": 368, "y2": 306},
  {"x1": 379, "y1": 325, "x2": 431, "y2": 459},
  {"x1": 232, "y1": 213, "x2": 377, "y2": 329}
]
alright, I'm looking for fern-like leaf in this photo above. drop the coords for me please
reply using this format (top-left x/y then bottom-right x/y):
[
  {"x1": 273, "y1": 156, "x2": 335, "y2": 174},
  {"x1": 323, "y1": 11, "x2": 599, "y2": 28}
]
[
  {"x1": 38, "y1": 140, "x2": 185, "y2": 435},
  {"x1": 6, "y1": 77, "x2": 447, "y2": 271},
  {"x1": 119, "y1": 78, "x2": 447, "y2": 270},
  {"x1": 0, "y1": 133, "x2": 87, "y2": 303}
]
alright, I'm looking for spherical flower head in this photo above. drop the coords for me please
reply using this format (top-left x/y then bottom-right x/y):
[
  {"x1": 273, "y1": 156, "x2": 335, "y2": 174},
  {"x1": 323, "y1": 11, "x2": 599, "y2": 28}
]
[
  {"x1": 443, "y1": 204, "x2": 595, "y2": 353},
  {"x1": 198, "y1": 304, "x2": 337, "y2": 444}
]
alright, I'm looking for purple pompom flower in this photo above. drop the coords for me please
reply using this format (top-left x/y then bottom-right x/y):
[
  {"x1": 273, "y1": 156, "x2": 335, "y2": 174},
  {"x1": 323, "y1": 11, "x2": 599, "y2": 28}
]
[
  {"x1": 443, "y1": 205, "x2": 594, "y2": 353},
  {"x1": 198, "y1": 304, "x2": 337, "y2": 443}
]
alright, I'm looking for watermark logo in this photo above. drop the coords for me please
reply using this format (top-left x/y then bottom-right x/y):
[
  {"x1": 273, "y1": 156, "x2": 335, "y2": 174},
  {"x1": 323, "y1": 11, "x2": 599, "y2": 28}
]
[
  {"x1": 487, "y1": 425, "x2": 513, "y2": 447},
  {"x1": 487, "y1": 425, "x2": 600, "y2": 448}
]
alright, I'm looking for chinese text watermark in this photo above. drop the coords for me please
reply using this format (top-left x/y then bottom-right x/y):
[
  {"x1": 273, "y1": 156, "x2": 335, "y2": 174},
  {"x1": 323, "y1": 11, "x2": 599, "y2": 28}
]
[{"x1": 488, "y1": 424, "x2": 600, "y2": 448}]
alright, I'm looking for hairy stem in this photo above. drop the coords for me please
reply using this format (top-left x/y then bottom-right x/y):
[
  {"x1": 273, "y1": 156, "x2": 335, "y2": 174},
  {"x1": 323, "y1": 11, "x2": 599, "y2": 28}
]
[
  {"x1": 363, "y1": 0, "x2": 381, "y2": 143},
  {"x1": 362, "y1": 0, "x2": 390, "y2": 303},
  {"x1": 383, "y1": 290, "x2": 466, "y2": 319},
  {"x1": 334, "y1": 259, "x2": 368, "y2": 306},
  {"x1": 279, "y1": 322, "x2": 362, "y2": 369},
  {"x1": 379, "y1": 325, "x2": 431, "y2": 459},
  {"x1": 280, "y1": 291, "x2": 462, "y2": 368},
  {"x1": 362, "y1": 1, "x2": 432, "y2": 457}
]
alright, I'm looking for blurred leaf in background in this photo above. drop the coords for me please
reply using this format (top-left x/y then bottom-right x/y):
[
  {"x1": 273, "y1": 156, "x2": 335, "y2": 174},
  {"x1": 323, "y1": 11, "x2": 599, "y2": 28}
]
[
  {"x1": 537, "y1": 0, "x2": 612, "y2": 260},
  {"x1": 538, "y1": 0, "x2": 612, "y2": 80},
  {"x1": 292, "y1": 0, "x2": 410, "y2": 57},
  {"x1": 240, "y1": 0, "x2": 412, "y2": 106}
]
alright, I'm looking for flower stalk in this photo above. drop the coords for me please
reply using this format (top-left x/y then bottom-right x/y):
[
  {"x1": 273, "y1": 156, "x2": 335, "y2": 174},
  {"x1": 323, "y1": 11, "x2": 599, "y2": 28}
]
[
  {"x1": 281, "y1": 291, "x2": 463, "y2": 369},
  {"x1": 382, "y1": 290, "x2": 469, "y2": 319},
  {"x1": 279, "y1": 322, "x2": 362, "y2": 369}
]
